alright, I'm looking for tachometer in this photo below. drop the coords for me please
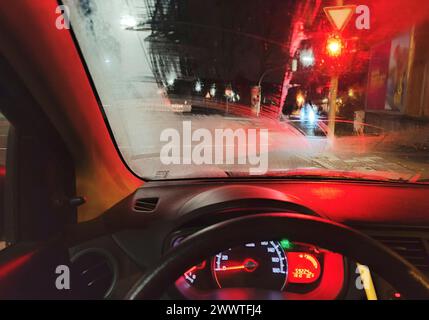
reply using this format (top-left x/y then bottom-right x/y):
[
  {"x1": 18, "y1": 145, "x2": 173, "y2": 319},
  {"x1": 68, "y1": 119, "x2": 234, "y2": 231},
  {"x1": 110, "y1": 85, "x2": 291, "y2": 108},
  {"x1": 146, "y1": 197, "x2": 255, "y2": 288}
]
[{"x1": 212, "y1": 241, "x2": 287, "y2": 290}]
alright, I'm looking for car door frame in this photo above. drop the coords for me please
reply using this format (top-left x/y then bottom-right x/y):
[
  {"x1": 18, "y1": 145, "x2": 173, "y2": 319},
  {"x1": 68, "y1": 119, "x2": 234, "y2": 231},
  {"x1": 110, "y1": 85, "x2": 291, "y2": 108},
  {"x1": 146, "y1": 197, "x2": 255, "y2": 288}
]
[{"x1": 0, "y1": 54, "x2": 77, "y2": 298}]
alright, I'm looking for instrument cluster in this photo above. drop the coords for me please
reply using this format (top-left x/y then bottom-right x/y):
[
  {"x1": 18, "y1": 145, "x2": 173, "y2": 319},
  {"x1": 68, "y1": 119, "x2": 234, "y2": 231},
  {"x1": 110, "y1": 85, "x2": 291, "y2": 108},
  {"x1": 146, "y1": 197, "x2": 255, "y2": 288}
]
[{"x1": 172, "y1": 237, "x2": 346, "y2": 300}]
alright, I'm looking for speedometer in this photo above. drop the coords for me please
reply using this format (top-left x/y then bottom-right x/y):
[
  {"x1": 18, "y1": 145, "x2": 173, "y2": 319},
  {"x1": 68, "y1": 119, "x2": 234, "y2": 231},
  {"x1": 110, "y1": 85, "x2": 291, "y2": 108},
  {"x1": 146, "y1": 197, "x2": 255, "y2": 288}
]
[{"x1": 212, "y1": 241, "x2": 288, "y2": 290}]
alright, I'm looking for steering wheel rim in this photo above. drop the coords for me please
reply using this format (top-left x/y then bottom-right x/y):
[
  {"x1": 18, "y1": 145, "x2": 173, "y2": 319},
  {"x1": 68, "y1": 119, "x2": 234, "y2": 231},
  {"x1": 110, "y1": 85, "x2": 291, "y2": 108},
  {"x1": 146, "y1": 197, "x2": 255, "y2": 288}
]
[{"x1": 126, "y1": 213, "x2": 429, "y2": 300}]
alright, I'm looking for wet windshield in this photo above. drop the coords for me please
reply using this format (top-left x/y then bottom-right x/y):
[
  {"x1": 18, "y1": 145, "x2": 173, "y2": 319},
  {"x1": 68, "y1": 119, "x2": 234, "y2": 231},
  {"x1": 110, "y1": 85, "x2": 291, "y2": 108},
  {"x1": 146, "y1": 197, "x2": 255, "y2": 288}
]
[{"x1": 64, "y1": 0, "x2": 429, "y2": 182}]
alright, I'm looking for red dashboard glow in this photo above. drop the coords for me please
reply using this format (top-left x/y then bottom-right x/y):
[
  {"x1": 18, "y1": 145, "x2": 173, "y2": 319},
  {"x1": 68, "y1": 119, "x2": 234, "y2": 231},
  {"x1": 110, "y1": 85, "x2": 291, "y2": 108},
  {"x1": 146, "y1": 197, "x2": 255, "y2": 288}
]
[
  {"x1": 287, "y1": 252, "x2": 321, "y2": 284},
  {"x1": 185, "y1": 260, "x2": 206, "y2": 274}
]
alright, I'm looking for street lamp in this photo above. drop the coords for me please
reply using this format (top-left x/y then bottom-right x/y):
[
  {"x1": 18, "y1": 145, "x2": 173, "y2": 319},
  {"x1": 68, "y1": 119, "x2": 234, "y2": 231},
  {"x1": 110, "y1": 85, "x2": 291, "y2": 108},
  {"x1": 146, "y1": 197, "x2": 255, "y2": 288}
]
[
  {"x1": 255, "y1": 63, "x2": 289, "y2": 117},
  {"x1": 120, "y1": 15, "x2": 138, "y2": 29},
  {"x1": 209, "y1": 84, "x2": 216, "y2": 97},
  {"x1": 225, "y1": 84, "x2": 233, "y2": 115},
  {"x1": 296, "y1": 92, "x2": 305, "y2": 107},
  {"x1": 300, "y1": 48, "x2": 315, "y2": 67},
  {"x1": 194, "y1": 80, "x2": 203, "y2": 93}
]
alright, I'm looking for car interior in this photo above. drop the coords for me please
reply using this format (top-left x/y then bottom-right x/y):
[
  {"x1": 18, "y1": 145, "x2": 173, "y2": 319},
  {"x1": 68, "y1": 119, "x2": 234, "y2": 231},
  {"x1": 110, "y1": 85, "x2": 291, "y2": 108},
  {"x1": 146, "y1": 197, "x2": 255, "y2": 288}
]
[{"x1": 0, "y1": 0, "x2": 429, "y2": 301}]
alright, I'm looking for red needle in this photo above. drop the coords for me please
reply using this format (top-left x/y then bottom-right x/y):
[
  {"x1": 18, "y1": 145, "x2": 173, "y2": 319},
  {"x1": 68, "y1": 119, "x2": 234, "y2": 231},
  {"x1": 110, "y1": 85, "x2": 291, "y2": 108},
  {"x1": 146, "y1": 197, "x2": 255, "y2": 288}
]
[
  {"x1": 186, "y1": 261, "x2": 207, "y2": 274},
  {"x1": 216, "y1": 265, "x2": 247, "y2": 272},
  {"x1": 215, "y1": 258, "x2": 258, "y2": 273}
]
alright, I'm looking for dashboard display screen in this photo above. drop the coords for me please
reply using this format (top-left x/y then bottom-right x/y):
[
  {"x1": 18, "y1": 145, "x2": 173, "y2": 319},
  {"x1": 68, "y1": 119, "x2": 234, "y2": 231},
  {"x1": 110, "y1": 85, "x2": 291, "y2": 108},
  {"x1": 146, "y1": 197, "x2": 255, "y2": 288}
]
[{"x1": 287, "y1": 252, "x2": 321, "y2": 284}]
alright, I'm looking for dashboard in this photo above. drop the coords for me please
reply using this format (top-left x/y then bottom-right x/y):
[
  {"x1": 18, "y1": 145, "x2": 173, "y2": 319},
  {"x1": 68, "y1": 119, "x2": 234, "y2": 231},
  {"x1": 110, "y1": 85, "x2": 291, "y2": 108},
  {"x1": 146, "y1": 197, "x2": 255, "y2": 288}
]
[{"x1": 66, "y1": 179, "x2": 429, "y2": 300}]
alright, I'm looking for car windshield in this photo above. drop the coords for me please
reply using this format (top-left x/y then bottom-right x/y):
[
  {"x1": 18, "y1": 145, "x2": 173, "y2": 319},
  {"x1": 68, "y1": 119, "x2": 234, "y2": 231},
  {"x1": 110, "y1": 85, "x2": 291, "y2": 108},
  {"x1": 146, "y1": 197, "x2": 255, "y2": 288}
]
[{"x1": 64, "y1": 0, "x2": 429, "y2": 182}]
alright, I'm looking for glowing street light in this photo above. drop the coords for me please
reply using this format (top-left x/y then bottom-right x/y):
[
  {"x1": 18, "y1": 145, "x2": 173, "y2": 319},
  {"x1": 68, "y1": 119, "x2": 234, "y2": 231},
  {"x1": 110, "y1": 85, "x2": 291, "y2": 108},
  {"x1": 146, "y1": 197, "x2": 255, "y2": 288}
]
[
  {"x1": 296, "y1": 92, "x2": 305, "y2": 107},
  {"x1": 194, "y1": 80, "x2": 203, "y2": 93},
  {"x1": 225, "y1": 84, "x2": 233, "y2": 114},
  {"x1": 167, "y1": 74, "x2": 176, "y2": 86},
  {"x1": 299, "y1": 48, "x2": 315, "y2": 67},
  {"x1": 209, "y1": 84, "x2": 216, "y2": 97},
  {"x1": 120, "y1": 15, "x2": 138, "y2": 29},
  {"x1": 224, "y1": 84, "x2": 233, "y2": 98}
]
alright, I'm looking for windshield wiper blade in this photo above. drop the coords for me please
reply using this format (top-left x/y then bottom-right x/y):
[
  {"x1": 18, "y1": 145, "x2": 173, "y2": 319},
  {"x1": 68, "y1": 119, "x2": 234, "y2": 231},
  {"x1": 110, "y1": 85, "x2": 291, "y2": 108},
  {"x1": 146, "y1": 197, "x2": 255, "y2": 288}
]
[
  {"x1": 225, "y1": 169, "x2": 422, "y2": 183},
  {"x1": 413, "y1": 178, "x2": 429, "y2": 184}
]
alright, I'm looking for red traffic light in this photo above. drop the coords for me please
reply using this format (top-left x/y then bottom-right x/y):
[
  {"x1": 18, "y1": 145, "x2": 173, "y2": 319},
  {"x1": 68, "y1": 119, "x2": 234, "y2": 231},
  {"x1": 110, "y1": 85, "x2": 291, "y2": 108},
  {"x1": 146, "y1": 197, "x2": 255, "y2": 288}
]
[{"x1": 326, "y1": 35, "x2": 343, "y2": 57}]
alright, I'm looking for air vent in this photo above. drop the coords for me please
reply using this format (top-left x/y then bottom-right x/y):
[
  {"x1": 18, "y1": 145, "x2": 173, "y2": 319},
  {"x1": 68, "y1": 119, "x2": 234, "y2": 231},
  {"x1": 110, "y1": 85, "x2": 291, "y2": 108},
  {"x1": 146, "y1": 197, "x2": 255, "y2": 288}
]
[
  {"x1": 374, "y1": 236, "x2": 429, "y2": 275},
  {"x1": 134, "y1": 197, "x2": 159, "y2": 212},
  {"x1": 71, "y1": 249, "x2": 116, "y2": 299}
]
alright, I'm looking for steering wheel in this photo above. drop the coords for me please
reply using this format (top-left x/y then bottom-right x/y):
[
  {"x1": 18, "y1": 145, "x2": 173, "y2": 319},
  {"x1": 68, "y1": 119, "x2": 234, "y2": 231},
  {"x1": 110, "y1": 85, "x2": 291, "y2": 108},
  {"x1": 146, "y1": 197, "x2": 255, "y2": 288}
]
[{"x1": 126, "y1": 213, "x2": 429, "y2": 300}]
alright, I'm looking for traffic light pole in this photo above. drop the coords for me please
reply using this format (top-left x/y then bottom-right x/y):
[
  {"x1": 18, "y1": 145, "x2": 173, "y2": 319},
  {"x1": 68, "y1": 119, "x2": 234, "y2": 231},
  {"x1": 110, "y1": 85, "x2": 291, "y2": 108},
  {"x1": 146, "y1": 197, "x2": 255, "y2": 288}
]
[
  {"x1": 327, "y1": 0, "x2": 343, "y2": 141},
  {"x1": 328, "y1": 75, "x2": 339, "y2": 140}
]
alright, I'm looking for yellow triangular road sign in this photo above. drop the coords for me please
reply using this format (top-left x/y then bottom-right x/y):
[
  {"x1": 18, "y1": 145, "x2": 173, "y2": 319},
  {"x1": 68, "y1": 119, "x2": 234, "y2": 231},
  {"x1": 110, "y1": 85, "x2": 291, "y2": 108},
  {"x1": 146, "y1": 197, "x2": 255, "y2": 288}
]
[{"x1": 324, "y1": 5, "x2": 356, "y2": 32}]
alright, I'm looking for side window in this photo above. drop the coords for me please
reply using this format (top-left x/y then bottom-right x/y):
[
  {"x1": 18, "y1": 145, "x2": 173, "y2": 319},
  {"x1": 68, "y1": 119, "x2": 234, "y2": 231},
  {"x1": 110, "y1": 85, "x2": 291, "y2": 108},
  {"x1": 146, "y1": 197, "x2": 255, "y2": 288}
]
[{"x1": 0, "y1": 112, "x2": 10, "y2": 251}]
